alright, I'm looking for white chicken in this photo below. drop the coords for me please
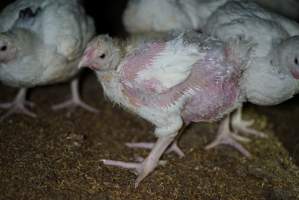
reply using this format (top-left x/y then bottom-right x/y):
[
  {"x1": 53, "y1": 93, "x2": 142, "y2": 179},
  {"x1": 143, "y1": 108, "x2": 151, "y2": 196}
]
[
  {"x1": 123, "y1": 0, "x2": 299, "y2": 34},
  {"x1": 123, "y1": 0, "x2": 226, "y2": 33},
  {"x1": 79, "y1": 30, "x2": 299, "y2": 186},
  {"x1": 124, "y1": 0, "x2": 299, "y2": 155},
  {"x1": 79, "y1": 31, "x2": 255, "y2": 186},
  {"x1": 0, "y1": 0, "x2": 96, "y2": 120},
  {"x1": 203, "y1": 0, "x2": 299, "y2": 151}
]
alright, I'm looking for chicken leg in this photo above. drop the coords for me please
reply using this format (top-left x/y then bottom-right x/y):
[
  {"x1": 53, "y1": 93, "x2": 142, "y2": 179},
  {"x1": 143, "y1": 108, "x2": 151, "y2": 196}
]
[
  {"x1": 205, "y1": 106, "x2": 266, "y2": 157},
  {"x1": 126, "y1": 141, "x2": 185, "y2": 158},
  {"x1": 102, "y1": 134, "x2": 176, "y2": 188},
  {"x1": 52, "y1": 78, "x2": 98, "y2": 116},
  {"x1": 231, "y1": 106, "x2": 266, "y2": 137},
  {"x1": 0, "y1": 88, "x2": 36, "y2": 121}
]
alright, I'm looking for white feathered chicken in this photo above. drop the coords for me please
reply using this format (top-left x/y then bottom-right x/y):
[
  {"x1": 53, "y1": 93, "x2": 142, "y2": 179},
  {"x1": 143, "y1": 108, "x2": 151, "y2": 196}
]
[
  {"x1": 124, "y1": 0, "x2": 299, "y2": 155},
  {"x1": 79, "y1": 29, "x2": 299, "y2": 186},
  {"x1": 78, "y1": 31, "x2": 260, "y2": 186},
  {"x1": 123, "y1": 0, "x2": 299, "y2": 34},
  {"x1": 79, "y1": 31, "x2": 299, "y2": 186},
  {"x1": 0, "y1": 0, "x2": 96, "y2": 120},
  {"x1": 123, "y1": 0, "x2": 226, "y2": 33},
  {"x1": 203, "y1": 0, "x2": 299, "y2": 153}
]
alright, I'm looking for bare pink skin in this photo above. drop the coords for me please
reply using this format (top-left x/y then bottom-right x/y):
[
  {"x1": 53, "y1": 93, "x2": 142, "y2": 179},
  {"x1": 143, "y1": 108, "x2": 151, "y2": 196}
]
[
  {"x1": 122, "y1": 42, "x2": 166, "y2": 81},
  {"x1": 120, "y1": 42, "x2": 241, "y2": 123},
  {"x1": 120, "y1": 42, "x2": 167, "y2": 106}
]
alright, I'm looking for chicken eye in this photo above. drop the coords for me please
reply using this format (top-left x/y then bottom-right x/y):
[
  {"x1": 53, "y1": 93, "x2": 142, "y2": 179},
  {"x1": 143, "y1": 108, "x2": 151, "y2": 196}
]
[
  {"x1": 100, "y1": 53, "x2": 106, "y2": 59},
  {"x1": 0, "y1": 45, "x2": 7, "y2": 51},
  {"x1": 295, "y1": 57, "x2": 298, "y2": 65}
]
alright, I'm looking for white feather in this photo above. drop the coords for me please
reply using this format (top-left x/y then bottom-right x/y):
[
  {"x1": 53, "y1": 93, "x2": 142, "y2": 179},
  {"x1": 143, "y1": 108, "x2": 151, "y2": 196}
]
[
  {"x1": 123, "y1": 0, "x2": 299, "y2": 34},
  {"x1": 0, "y1": 0, "x2": 95, "y2": 87},
  {"x1": 136, "y1": 35, "x2": 202, "y2": 90}
]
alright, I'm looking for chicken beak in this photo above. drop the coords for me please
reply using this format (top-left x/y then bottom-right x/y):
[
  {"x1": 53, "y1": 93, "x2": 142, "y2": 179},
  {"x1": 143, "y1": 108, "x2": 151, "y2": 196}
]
[
  {"x1": 79, "y1": 47, "x2": 96, "y2": 69},
  {"x1": 78, "y1": 56, "x2": 90, "y2": 69}
]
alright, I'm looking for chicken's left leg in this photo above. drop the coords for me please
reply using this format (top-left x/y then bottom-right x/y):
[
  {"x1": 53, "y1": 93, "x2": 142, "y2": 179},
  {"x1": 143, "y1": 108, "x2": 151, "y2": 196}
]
[
  {"x1": 205, "y1": 115, "x2": 251, "y2": 157},
  {"x1": 126, "y1": 141, "x2": 185, "y2": 158},
  {"x1": 52, "y1": 79, "x2": 98, "y2": 116},
  {"x1": 0, "y1": 88, "x2": 36, "y2": 121},
  {"x1": 231, "y1": 106, "x2": 266, "y2": 138},
  {"x1": 205, "y1": 106, "x2": 267, "y2": 157},
  {"x1": 102, "y1": 134, "x2": 176, "y2": 188}
]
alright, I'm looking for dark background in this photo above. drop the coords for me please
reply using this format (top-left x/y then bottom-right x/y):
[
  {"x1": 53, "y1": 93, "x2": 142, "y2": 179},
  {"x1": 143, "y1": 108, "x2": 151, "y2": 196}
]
[{"x1": 82, "y1": 0, "x2": 128, "y2": 35}]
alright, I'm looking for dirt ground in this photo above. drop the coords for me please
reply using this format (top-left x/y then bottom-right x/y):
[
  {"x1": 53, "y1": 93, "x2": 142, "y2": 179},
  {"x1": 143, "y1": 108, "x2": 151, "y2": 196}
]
[{"x1": 1, "y1": 73, "x2": 299, "y2": 200}]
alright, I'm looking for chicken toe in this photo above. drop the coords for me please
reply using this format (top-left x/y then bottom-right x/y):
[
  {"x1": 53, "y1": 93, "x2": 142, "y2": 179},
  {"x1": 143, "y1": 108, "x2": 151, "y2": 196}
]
[
  {"x1": 102, "y1": 135, "x2": 176, "y2": 187},
  {"x1": 231, "y1": 107, "x2": 266, "y2": 138},
  {"x1": 52, "y1": 79, "x2": 98, "y2": 116},
  {"x1": 0, "y1": 88, "x2": 36, "y2": 121},
  {"x1": 205, "y1": 116, "x2": 251, "y2": 157}
]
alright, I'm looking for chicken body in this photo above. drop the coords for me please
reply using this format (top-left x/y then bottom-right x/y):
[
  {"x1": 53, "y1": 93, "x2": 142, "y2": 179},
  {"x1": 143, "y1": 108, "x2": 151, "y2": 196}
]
[
  {"x1": 0, "y1": 0, "x2": 96, "y2": 120},
  {"x1": 123, "y1": 0, "x2": 226, "y2": 33},
  {"x1": 123, "y1": 0, "x2": 299, "y2": 34},
  {"x1": 125, "y1": 0, "x2": 299, "y2": 155},
  {"x1": 202, "y1": 1, "x2": 299, "y2": 151},
  {"x1": 79, "y1": 32, "x2": 256, "y2": 186},
  {"x1": 205, "y1": 1, "x2": 299, "y2": 57}
]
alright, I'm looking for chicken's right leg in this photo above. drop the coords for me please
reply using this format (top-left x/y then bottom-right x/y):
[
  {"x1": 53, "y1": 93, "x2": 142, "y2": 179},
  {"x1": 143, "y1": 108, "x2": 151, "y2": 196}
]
[{"x1": 0, "y1": 88, "x2": 36, "y2": 121}]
